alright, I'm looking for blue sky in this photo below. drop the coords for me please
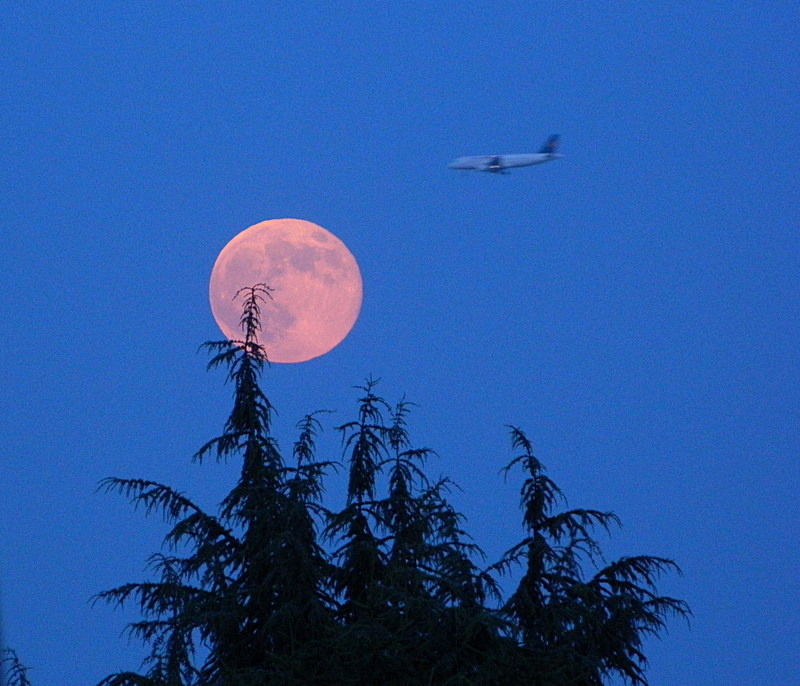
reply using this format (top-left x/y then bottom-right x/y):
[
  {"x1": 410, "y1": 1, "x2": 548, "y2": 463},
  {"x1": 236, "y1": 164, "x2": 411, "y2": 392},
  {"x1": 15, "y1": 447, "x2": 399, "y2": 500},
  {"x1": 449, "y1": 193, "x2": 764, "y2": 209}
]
[{"x1": 2, "y1": 4, "x2": 798, "y2": 683}]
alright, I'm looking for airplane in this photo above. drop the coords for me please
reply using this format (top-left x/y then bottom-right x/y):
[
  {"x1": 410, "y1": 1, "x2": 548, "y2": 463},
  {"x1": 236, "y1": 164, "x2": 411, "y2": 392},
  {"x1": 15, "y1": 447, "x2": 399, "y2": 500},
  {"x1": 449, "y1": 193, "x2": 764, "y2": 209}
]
[{"x1": 448, "y1": 135, "x2": 562, "y2": 174}]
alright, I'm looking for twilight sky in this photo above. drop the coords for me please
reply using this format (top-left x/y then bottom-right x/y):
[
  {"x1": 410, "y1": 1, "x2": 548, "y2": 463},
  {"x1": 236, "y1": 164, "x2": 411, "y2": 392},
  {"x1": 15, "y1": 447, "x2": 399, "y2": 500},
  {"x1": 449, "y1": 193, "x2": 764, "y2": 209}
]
[{"x1": 2, "y1": 4, "x2": 798, "y2": 684}]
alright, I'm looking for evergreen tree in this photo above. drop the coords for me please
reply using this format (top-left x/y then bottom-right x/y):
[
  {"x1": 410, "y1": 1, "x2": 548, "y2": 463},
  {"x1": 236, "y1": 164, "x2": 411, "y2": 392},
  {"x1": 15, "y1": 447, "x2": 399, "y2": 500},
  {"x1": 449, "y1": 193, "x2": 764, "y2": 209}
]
[
  {"x1": 91, "y1": 285, "x2": 688, "y2": 685},
  {"x1": 492, "y1": 427, "x2": 690, "y2": 685},
  {"x1": 95, "y1": 285, "x2": 335, "y2": 684},
  {"x1": 1, "y1": 648, "x2": 32, "y2": 686}
]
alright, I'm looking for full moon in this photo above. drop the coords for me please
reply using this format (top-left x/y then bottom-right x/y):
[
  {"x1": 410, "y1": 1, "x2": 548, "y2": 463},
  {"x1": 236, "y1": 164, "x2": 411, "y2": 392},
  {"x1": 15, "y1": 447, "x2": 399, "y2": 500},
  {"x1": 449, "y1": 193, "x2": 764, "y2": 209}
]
[{"x1": 209, "y1": 219, "x2": 362, "y2": 363}]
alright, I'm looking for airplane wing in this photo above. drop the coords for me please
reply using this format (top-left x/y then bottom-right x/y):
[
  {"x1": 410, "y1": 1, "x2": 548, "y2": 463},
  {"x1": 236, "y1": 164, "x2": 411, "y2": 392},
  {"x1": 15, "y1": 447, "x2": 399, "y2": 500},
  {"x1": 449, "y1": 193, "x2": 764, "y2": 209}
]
[{"x1": 485, "y1": 155, "x2": 503, "y2": 172}]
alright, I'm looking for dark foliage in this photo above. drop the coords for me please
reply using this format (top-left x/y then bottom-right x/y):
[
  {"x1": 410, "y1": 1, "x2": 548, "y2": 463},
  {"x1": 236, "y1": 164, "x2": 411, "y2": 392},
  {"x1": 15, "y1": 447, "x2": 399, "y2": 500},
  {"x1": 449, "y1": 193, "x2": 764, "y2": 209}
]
[
  {"x1": 92, "y1": 285, "x2": 688, "y2": 685},
  {"x1": 2, "y1": 649, "x2": 32, "y2": 686}
]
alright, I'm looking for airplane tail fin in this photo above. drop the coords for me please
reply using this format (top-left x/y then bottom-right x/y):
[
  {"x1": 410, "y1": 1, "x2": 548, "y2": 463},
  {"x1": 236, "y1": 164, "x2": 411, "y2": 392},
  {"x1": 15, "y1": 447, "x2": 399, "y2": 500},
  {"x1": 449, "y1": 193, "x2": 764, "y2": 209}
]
[{"x1": 539, "y1": 134, "x2": 560, "y2": 154}]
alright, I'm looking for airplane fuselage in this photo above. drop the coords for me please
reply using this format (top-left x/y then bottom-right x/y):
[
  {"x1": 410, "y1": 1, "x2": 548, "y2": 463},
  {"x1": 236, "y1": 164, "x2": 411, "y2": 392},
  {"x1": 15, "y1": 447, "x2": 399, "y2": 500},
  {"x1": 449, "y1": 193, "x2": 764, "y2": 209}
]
[{"x1": 448, "y1": 152, "x2": 563, "y2": 173}]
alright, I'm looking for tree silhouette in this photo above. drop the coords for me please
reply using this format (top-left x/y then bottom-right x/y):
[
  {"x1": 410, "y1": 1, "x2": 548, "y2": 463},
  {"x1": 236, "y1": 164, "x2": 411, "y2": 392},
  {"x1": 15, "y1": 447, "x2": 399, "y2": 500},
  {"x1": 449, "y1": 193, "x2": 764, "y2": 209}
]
[
  {"x1": 490, "y1": 427, "x2": 689, "y2": 684},
  {"x1": 92, "y1": 284, "x2": 689, "y2": 685},
  {"x1": 1, "y1": 648, "x2": 32, "y2": 686}
]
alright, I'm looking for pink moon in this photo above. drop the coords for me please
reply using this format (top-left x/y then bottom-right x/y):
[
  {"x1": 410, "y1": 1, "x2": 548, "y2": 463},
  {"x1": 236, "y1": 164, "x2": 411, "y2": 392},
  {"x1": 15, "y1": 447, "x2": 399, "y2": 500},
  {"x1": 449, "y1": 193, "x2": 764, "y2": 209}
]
[{"x1": 209, "y1": 219, "x2": 363, "y2": 363}]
